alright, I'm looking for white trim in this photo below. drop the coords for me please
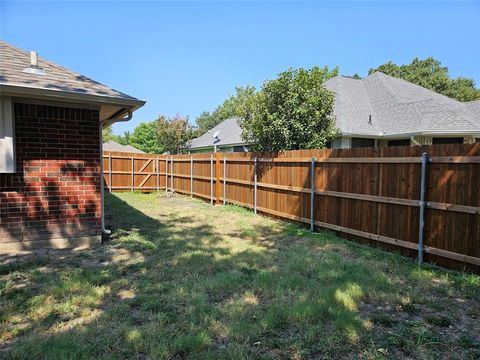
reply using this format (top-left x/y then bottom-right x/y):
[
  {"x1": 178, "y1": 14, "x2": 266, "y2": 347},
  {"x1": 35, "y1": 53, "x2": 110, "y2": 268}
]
[
  {"x1": 0, "y1": 84, "x2": 144, "y2": 122},
  {"x1": 0, "y1": 83, "x2": 145, "y2": 108},
  {"x1": 0, "y1": 96, "x2": 15, "y2": 173}
]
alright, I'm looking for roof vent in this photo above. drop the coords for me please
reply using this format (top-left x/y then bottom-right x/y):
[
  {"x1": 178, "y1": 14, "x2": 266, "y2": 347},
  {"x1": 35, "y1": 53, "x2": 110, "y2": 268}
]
[
  {"x1": 368, "y1": 114, "x2": 372, "y2": 125},
  {"x1": 22, "y1": 51, "x2": 46, "y2": 75}
]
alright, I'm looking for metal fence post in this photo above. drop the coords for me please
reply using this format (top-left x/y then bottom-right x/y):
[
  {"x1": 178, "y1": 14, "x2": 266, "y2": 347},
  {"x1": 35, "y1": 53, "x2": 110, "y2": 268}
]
[
  {"x1": 131, "y1": 157, "x2": 134, "y2": 192},
  {"x1": 223, "y1": 158, "x2": 226, "y2": 205},
  {"x1": 190, "y1": 156, "x2": 193, "y2": 196},
  {"x1": 254, "y1": 157, "x2": 257, "y2": 214},
  {"x1": 108, "y1": 153, "x2": 112, "y2": 192},
  {"x1": 417, "y1": 152, "x2": 429, "y2": 265},
  {"x1": 310, "y1": 157, "x2": 315, "y2": 232},
  {"x1": 210, "y1": 154, "x2": 214, "y2": 205},
  {"x1": 165, "y1": 157, "x2": 168, "y2": 193}
]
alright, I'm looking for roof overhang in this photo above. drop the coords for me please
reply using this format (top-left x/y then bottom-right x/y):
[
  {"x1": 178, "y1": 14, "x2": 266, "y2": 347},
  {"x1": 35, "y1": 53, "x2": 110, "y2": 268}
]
[
  {"x1": 187, "y1": 142, "x2": 248, "y2": 150},
  {"x1": 341, "y1": 130, "x2": 480, "y2": 139},
  {"x1": 0, "y1": 83, "x2": 145, "y2": 124}
]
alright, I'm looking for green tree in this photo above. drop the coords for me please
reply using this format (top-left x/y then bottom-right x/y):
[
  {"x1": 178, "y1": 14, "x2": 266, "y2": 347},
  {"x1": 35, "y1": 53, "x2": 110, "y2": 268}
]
[
  {"x1": 369, "y1": 57, "x2": 480, "y2": 102},
  {"x1": 156, "y1": 115, "x2": 192, "y2": 154},
  {"x1": 195, "y1": 86, "x2": 256, "y2": 135},
  {"x1": 102, "y1": 126, "x2": 131, "y2": 145},
  {"x1": 102, "y1": 126, "x2": 114, "y2": 142},
  {"x1": 129, "y1": 121, "x2": 163, "y2": 153},
  {"x1": 239, "y1": 66, "x2": 338, "y2": 152},
  {"x1": 194, "y1": 111, "x2": 215, "y2": 136},
  {"x1": 112, "y1": 131, "x2": 130, "y2": 145}
]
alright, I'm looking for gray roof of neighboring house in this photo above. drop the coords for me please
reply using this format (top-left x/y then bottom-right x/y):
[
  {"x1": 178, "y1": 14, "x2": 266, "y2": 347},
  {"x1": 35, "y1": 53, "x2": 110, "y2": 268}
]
[
  {"x1": 325, "y1": 72, "x2": 480, "y2": 137},
  {"x1": 0, "y1": 41, "x2": 145, "y2": 121},
  {"x1": 103, "y1": 140, "x2": 145, "y2": 153},
  {"x1": 188, "y1": 117, "x2": 245, "y2": 149},
  {"x1": 466, "y1": 100, "x2": 480, "y2": 115}
]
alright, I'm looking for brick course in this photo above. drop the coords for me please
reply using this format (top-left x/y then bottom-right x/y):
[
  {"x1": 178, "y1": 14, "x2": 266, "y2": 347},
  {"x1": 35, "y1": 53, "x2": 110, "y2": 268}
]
[{"x1": 0, "y1": 103, "x2": 101, "y2": 250}]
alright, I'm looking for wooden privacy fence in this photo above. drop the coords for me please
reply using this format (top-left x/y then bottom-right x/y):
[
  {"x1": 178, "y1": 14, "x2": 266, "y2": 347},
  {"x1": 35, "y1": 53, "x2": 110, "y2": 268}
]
[{"x1": 103, "y1": 143, "x2": 480, "y2": 272}]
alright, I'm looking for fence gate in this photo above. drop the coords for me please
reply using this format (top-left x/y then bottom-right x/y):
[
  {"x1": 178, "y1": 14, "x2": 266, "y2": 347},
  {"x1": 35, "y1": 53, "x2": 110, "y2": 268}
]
[{"x1": 103, "y1": 153, "x2": 160, "y2": 192}]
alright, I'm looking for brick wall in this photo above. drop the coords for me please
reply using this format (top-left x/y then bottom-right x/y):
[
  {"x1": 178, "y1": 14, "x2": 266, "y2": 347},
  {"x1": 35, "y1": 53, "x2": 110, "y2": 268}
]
[{"x1": 0, "y1": 102, "x2": 101, "y2": 251}]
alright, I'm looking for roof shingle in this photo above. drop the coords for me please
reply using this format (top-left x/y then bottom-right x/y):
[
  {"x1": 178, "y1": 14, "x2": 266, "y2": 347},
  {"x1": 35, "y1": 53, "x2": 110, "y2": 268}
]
[
  {"x1": 189, "y1": 117, "x2": 243, "y2": 149},
  {"x1": 103, "y1": 141, "x2": 145, "y2": 153},
  {"x1": 325, "y1": 72, "x2": 480, "y2": 136},
  {"x1": 0, "y1": 41, "x2": 142, "y2": 104}
]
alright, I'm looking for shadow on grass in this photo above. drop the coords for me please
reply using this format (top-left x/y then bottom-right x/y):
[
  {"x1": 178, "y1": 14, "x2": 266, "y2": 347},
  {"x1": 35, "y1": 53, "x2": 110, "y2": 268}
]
[{"x1": 1, "y1": 193, "x2": 478, "y2": 359}]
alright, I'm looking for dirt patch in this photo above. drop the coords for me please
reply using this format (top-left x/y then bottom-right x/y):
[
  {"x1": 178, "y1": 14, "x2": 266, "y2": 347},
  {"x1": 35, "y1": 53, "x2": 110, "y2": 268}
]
[{"x1": 360, "y1": 296, "x2": 480, "y2": 348}]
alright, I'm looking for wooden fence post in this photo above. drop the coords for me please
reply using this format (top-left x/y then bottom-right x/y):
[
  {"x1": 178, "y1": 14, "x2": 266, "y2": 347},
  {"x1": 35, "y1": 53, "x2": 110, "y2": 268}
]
[
  {"x1": 223, "y1": 157, "x2": 226, "y2": 205},
  {"x1": 165, "y1": 157, "x2": 168, "y2": 193},
  {"x1": 171, "y1": 157, "x2": 174, "y2": 192},
  {"x1": 210, "y1": 154, "x2": 214, "y2": 205},
  {"x1": 417, "y1": 152, "x2": 429, "y2": 264},
  {"x1": 108, "y1": 153, "x2": 112, "y2": 193},
  {"x1": 310, "y1": 157, "x2": 315, "y2": 231},
  {"x1": 190, "y1": 156, "x2": 193, "y2": 196},
  {"x1": 131, "y1": 157, "x2": 134, "y2": 192},
  {"x1": 215, "y1": 153, "x2": 221, "y2": 204},
  {"x1": 254, "y1": 157, "x2": 257, "y2": 214},
  {"x1": 170, "y1": 156, "x2": 175, "y2": 192},
  {"x1": 156, "y1": 157, "x2": 159, "y2": 192}
]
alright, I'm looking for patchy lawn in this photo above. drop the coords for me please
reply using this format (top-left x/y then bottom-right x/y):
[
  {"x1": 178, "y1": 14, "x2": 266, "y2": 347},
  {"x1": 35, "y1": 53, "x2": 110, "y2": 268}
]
[{"x1": 1, "y1": 193, "x2": 479, "y2": 359}]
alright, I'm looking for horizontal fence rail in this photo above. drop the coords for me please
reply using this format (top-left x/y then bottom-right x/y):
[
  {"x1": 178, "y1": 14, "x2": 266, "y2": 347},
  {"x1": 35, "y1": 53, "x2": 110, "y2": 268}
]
[{"x1": 103, "y1": 143, "x2": 480, "y2": 273}]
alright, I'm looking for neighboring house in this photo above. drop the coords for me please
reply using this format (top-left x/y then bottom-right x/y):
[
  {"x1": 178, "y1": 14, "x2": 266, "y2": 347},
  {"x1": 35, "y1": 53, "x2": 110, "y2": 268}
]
[
  {"x1": 189, "y1": 72, "x2": 480, "y2": 152},
  {"x1": 103, "y1": 140, "x2": 145, "y2": 154},
  {"x1": 187, "y1": 117, "x2": 248, "y2": 153},
  {"x1": 0, "y1": 41, "x2": 144, "y2": 253},
  {"x1": 324, "y1": 72, "x2": 480, "y2": 148}
]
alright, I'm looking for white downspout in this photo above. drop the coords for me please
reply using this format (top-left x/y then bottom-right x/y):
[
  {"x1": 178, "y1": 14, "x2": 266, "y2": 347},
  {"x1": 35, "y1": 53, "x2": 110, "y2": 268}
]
[
  {"x1": 100, "y1": 111, "x2": 133, "y2": 237},
  {"x1": 99, "y1": 122, "x2": 110, "y2": 236}
]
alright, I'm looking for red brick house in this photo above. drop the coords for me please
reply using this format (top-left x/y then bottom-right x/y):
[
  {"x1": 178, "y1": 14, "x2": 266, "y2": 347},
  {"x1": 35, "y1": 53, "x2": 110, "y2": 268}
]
[{"x1": 0, "y1": 41, "x2": 145, "y2": 253}]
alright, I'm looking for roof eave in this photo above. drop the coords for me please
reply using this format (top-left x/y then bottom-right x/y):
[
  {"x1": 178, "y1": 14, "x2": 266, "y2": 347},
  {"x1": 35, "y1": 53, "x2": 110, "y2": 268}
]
[
  {"x1": 187, "y1": 142, "x2": 248, "y2": 150},
  {"x1": 0, "y1": 83, "x2": 145, "y2": 115},
  {"x1": 341, "y1": 130, "x2": 480, "y2": 139}
]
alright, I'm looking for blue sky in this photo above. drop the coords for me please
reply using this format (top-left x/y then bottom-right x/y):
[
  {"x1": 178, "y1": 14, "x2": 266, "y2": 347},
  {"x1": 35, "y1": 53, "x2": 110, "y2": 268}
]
[{"x1": 1, "y1": 1, "x2": 479, "y2": 134}]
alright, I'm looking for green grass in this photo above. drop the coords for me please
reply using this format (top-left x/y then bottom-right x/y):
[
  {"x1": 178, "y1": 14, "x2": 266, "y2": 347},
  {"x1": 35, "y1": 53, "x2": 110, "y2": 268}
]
[{"x1": 1, "y1": 192, "x2": 479, "y2": 359}]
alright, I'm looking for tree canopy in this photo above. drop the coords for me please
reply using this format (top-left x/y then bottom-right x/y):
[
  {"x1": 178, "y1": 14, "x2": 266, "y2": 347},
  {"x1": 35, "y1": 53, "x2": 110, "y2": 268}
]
[
  {"x1": 102, "y1": 116, "x2": 192, "y2": 154},
  {"x1": 129, "y1": 121, "x2": 162, "y2": 153},
  {"x1": 156, "y1": 115, "x2": 193, "y2": 154},
  {"x1": 195, "y1": 86, "x2": 256, "y2": 135},
  {"x1": 102, "y1": 126, "x2": 131, "y2": 145},
  {"x1": 369, "y1": 57, "x2": 480, "y2": 102},
  {"x1": 102, "y1": 126, "x2": 114, "y2": 142},
  {"x1": 239, "y1": 66, "x2": 338, "y2": 152}
]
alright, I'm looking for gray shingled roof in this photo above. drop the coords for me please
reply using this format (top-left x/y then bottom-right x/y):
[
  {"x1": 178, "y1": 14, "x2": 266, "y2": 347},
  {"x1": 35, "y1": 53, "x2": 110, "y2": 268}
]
[
  {"x1": 103, "y1": 141, "x2": 145, "y2": 153},
  {"x1": 325, "y1": 72, "x2": 480, "y2": 137},
  {"x1": 188, "y1": 117, "x2": 244, "y2": 149},
  {"x1": 466, "y1": 100, "x2": 480, "y2": 116},
  {"x1": 0, "y1": 41, "x2": 144, "y2": 115}
]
